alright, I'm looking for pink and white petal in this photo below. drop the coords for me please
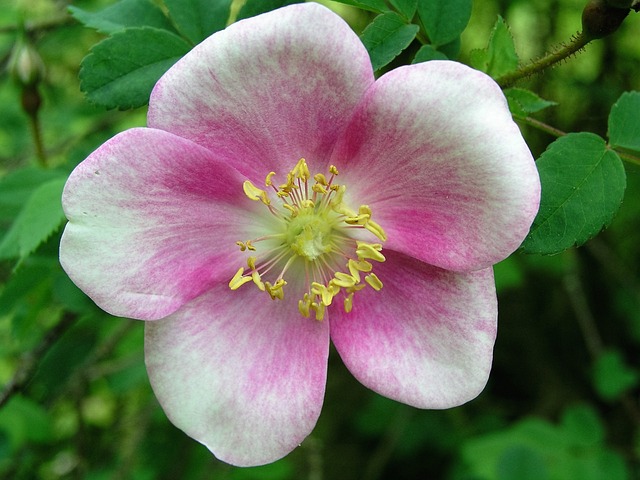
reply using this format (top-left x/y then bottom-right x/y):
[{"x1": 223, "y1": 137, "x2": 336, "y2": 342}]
[
  {"x1": 144, "y1": 283, "x2": 330, "y2": 467},
  {"x1": 330, "y1": 250, "x2": 497, "y2": 409},
  {"x1": 148, "y1": 3, "x2": 374, "y2": 180},
  {"x1": 60, "y1": 128, "x2": 260, "y2": 320},
  {"x1": 333, "y1": 61, "x2": 540, "y2": 272}
]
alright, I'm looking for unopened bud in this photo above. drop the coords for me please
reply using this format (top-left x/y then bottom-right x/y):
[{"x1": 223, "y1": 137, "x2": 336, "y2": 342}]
[
  {"x1": 582, "y1": 0, "x2": 630, "y2": 39},
  {"x1": 8, "y1": 35, "x2": 46, "y2": 87}
]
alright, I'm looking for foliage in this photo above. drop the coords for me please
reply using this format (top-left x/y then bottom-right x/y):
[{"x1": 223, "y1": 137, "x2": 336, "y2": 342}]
[{"x1": 1, "y1": 0, "x2": 640, "y2": 478}]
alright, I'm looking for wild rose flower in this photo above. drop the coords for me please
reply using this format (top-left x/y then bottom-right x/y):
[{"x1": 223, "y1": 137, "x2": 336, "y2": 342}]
[{"x1": 60, "y1": 3, "x2": 540, "y2": 467}]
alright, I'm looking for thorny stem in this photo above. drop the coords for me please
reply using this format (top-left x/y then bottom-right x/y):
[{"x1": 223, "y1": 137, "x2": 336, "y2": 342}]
[{"x1": 496, "y1": 31, "x2": 592, "y2": 88}]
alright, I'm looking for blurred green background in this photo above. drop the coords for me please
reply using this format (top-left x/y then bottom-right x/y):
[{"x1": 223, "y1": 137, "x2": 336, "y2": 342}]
[{"x1": 1, "y1": 0, "x2": 640, "y2": 478}]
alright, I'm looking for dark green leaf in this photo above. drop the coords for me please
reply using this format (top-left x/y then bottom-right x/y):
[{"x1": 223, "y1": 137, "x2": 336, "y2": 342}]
[
  {"x1": 163, "y1": 0, "x2": 232, "y2": 44},
  {"x1": 560, "y1": 405, "x2": 604, "y2": 447},
  {"x1": 437, "y1": 36, "x2": 461, "y2": 58},
  {"x1": 522, "y1": 133, "x2": 626, "y2": 254},
  {"x1": 330, "y1": 0, "x2": 390, "y2": 14},
  {"x1": 608, "y1": 91, "x2": 640, "y2": 154},
  {"x1": 412, "y1": 44, "x2": 447, "y2": 63},
  {"x1": 236, "y1": 0, "x2": 302, "y2": 21},
  {"x1": 0, "y1": 395, "x2": 53, "y2": 449},
  {"x1": 469, "y1": 16, "x2": 518, "y2": 78},
  {"x1": 417, "y1": 0, "x2": 472, "y2": 46},
  {"x1": 505, "y1": 88, "x2": 557, "y2": 116},
  {"x1": 360, "y1": 12, "x2": 419, "y2": 71},
  {"x1": 389, "y1": 0, "x2": 418, "y2": 19},
  {"x1": 68, "y1": 0, "x2": 175, "y2": 35},
  {"x1": 0, "y1": 177, "x2": 66, "y2": 261},
  {"x1": 80, "y1": 27, "x2": 192, "y2": 110},
  {"x1": 593, "y1": 350, "x2": 639, "y2": 400}
]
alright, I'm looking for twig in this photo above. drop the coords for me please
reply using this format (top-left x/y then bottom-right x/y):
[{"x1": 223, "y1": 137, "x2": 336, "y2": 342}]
[{"x1": 0, "y1": 312, "x2": 77, "y2": 408}]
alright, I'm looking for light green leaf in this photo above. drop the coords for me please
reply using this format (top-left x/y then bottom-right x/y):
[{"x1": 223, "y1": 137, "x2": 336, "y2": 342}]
[
  {"x1": 163, "y1": 0, "x2": 232, "y2": 45},
  {"x1": 80, "y1": 27, "x2": 192, "y2": 110},
  {"x1": 417, "y1": 0, "x2": 472, "y2": 46},
  {"x1": 593, "y1": 350, "x2": 639, "y2": 400},
  {"x1": 0, "y1": 177, "x2": 66, "y2": 261},
  {"x1": 360, "y1": 12, "x2": 419, "y2": 71},
  {"x1": 522, "y1": 133, "x2": 626, "y2": 254},
  {"x1": 68, "y1": 0, "x2": 175, "y2": 34},
  {"x1": 0, "y1": 167, "x2": 64, "y2": 222},
  {"x1": 505, "y1": 88, "x2": 557, "y2": 116},
  {"x1": 608, "y1": 91, "x2": 640, "y2": 154},
  {"x1": 469, "y1": 16, "x2": 518, "y2": 78},
  {"x1": 412, "y1": 44, "x2": 447, "y2": 63}
]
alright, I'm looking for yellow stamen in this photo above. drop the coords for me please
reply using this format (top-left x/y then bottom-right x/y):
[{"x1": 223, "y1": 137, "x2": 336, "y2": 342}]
[
  {"x1": 344, "y1": 292, "x2": 354, "y2": 313},
  {"x1": 229, "y1": 268, "x2": 252, "y2": 290},
  {"x1": 243, "y1": 180, "x2": 270, "y2": 205},
  {"x1": 365, "y1": 273, "x2": 383, "y2": 291},
  {"x1": 364, "y1": 219, "x2": 387, "y2": 242},
  {"x1": 265, "y1": 171, "x2": 276, "y2": 186},
  {"x1": 356, "y1": 241, "x2": 386, "y2": 263}
]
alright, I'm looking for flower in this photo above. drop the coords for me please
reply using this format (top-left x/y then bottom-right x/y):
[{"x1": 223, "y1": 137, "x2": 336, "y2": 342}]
[{"x1": 60, "y1": 2, "x2": 540, "y2": 467}]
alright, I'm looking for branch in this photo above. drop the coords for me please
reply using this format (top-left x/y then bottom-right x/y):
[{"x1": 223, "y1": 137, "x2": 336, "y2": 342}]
[{"x1": 0, "y1": 312, "x2": 77, "y2": 408}]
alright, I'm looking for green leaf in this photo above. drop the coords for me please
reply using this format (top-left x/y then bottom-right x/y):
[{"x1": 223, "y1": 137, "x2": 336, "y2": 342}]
[
  {"x1": 163, "y1": 0, "x2": 231, "y2": 44},
  {"x1": 330, "y1": 0, "x2": 390, "y2": 14},
  {"x1": 412, "y1": 44, "x2": 447, "y2": 63},
  {"x1": 469, "y1": 16, "x2": 518, "y2": 78},
  {"x1": 593, "y1": 350, "x2": 639, "y2": 400},
  {"x1": 608, "y1": 91, "x2": 640, "y2": 154},
  {"x1": 236, "y1": 0, "x2": 302, "y2": 21},
  {"x1": 521, "y1": 133, "x2": 626, "y2": 254},
  {"x1": 0, "y1": 395, "x2": 53, "y2": 450},
  {"x1": 68, "y1": 0, "x2": 175, "y2": 35},
  {"x1": 0, "y1": 167, "x2": 64, "y2": 222},
  {"x1": 389, "y1": 0, "x2": 418, "y2": 19},
  {"x1": 417, "y1": 0, "x2": 472, "y2": 46},
  {"x1": 80, "y1": 27, "x2": 192, "y2": 110},
  {"x1": 560, "y1": 405, "x2": 604, "y2": 447},
  {"x1": 505, "y1": 88, "x2": 557, "y2": 116},
  {"x1": 0, "y1": 177, "x2": 66, "y2": 261},
  {"x1": 360, "y1": 12, "x2": 419, "y2": 71}
]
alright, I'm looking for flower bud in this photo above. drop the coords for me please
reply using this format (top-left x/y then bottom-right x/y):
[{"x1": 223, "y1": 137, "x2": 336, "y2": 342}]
[
  {"x1": 8, "y1": 35, "x2": 46, "y2": 87},
  {"x1": 582, "y1": 0, "x2": 630, "y2": 39}
]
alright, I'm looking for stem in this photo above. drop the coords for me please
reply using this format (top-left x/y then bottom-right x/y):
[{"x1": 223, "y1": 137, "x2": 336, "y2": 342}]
[
  {"x1": 513, "y1": 114, "x2": 567, "y2": 138},
  {"x1": 497, "y1": 31, "x2": 592, "y2": 88},
  {"x1": 0, "y1": 313, "x2": 77, "y2": 409},
  {"x1": 28, "y1": 107, "x2": 46, "y2": 166},
  {"x1": 513, "y1": 115, "x2": 640, "y2": 166}
]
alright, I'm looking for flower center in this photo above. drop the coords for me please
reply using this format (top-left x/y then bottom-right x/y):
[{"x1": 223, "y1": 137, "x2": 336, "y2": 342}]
[{"x1": 229, "y1": 158, "x2": 386, "y2": 321}]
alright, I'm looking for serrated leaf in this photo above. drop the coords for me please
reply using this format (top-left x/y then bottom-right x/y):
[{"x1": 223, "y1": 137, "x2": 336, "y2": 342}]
[
  {"x1": 236, "y1": 0, "x2": 302, "y2": 21},
  {"x1": 593, "y1": 350, "x2": 639, "y2": 400},
  {"x1": 360, "y1": 12, "x2": 419, "y2": 71},
  {"x1": 0, "y1": 167, "x2": 64, "y2": 222},
  {"x1": 0, "y1": 177, "x2": 66, "y2": 261},
  {"x1": 389, "y1": 0, "x2": 418, "y2": 19},
  {"x1": 163, "y1": 0, "x2": 231, "y2": 44},
  {"x1": 330, "y1": 0, "x2": 390, "y2": 14},
  {"x1": 505, "y1": 88, "x2": 557, "y2": 116},
  {"x1": 412, "y1": 44, "x2": 447, "y2": 63},
  {"x1": 521, "y1": 133, "x2": 626, "y2": 254},
  {"x1": 80, "y1": 27, "x2": 192, "y2": 110},
  {"x1": 469, "y1": 16, "x2": 518, "y2": 78},
  {"x1": 608, "y1": 91, "x2": 640, "y2": 154},
  {"x1": 68, "y1": 0, "x2": 175, "y2": 35},
  {"x1": 417, "y1": 0, "x2": 472, "y2": 46}
]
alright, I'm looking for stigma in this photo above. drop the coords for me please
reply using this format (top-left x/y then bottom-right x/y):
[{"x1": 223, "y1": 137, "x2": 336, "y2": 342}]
[{"x1": 229, "y1": 158, "x2": 386, "y2": 321}]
